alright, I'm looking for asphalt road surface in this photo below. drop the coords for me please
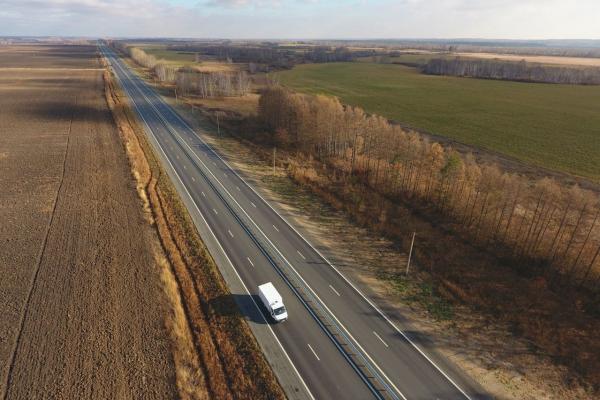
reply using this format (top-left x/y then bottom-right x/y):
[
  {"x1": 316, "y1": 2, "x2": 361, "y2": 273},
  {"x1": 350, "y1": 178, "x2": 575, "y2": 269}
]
[{"x1": 101, "y1": 44, "x2": 489, "y2": 400}]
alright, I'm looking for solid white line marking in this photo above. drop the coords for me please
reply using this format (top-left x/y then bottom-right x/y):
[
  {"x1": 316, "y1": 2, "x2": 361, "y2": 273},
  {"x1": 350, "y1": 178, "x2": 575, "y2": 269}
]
[
  {"x1": 250, "y1": 202, "x2": 257, "y2": 208},
  {"x1": 373, "y1": 331, "x2": 389, "y2": 348},
  {"x1": 102, "y1": 52, "x2": 318, "y2": 397},
  {"x1": 307, "y1": 344, "x2": 320, "y2": 361},
  {"x1": 212, "y1": 208, "x2": 218, "y2": 215},
  {"x1": 272, "y1": 224, "x2": 279, "y2": 232},
  {"x1": 247, "y1": 257, "x2": 254, "y2": 267},
  {"x1": 329, "y1": 285, "x2": 341, "y2": 297},
  {"x1": 109, "y1": 51, "x2": 398, "y2": 400},
  {"x1": 228, "y1": 229, "x2": 234, "y2": 238},
  {"x1": 297, "y1": 250, "x2": 306, "y2": 260}
]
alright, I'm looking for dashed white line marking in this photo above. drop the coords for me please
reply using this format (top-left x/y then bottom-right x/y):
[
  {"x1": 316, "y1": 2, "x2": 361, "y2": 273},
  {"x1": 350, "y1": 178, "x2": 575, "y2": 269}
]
[
  {"x1": 191, "y1": 177, "x2": 196, "y2": 182},
  {"x1": 297, "y1": 250, "x2": 306, "y2": 260},
  {"x1": 201, "y1": 192, "x2": 206, "y2": 197},
  {"x1": 329, "y1": 285, "x2": 341, "y2": 297},
  {"x1": 373, "y1": 331, "x2": 389, "y2": 348},
  {"x1": 247, "y1": 257, "x2": 254, "y2": 267},
  {"x1": 236, "y1": 186, "x2": 241, "y2": 191},
  {"x1": 250, "y1": 202, "x2": 257, "y2": 208},
  {"x1": 183, "y1": 165, "x2": 187, "y2": 170},
  {"x1": 212, "y1": 208, "x2": 218, "y2": 215},
  {"x1": 212, "y1": 161, "x2": 216, "y2": 166},
  {"x1": 307, "y1": 344, "x2": 320, "y2": 361},
  {"x1": 228, "y1": 229, "x2": 234, "y2": 238},
  {"x1": 224, "y1": 173, "x2": 228, "y2": 178},
  {"x1": 176, "y1": 155, "x2": 180, "y2": 159},
  {"x1": 272, "y1": 225, "x2": 279, "y2": 232}
]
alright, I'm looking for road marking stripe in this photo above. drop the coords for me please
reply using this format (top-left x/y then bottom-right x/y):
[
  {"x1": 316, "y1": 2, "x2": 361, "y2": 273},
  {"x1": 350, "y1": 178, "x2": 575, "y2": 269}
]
[
  {"x1": 228, "y1": 229, "x2": 234, "y2": 238},
  {"x1": 273, "y1": 224, "x2": 279, "y2": 232},
  {"x1": 192, "y1": 177, "x2": 195, "y2": 182},
  {"x1": 297, "y1": 250, "x2": 306, "y2": 260},
  {"x1": 201, "y1": 191, "x2": 206, "y2": 197},
  {"x1": 236, "y1": 186, "x2": 241, "y2": 191},
  {"x1": 307, "y1": 344, "x2": 320, "y2": 361},
  {"x1": 247, "y1": 257, "x2": 254, "y2": 267},
  {"x1": 106, "y1": 49, "x2": 393, "y2": 400},
  {"x1": 373, "y1": 331, "x2": 389, "y2": 348},
  {"x1": 250, "y1": 201, "x2": 257, "y2": 208},
  {"x1": 224, "y1": 173, "x2": 228, "y2": 178},
  {"x1": 183, "y1": 165, "x2": 187, "y2": 170},
  {"x1": 212, "y1": 208, "x2": 218, "y2": 215},
  {"x1": 329, "y1": 285, "x2": 341, "y2": 297}
]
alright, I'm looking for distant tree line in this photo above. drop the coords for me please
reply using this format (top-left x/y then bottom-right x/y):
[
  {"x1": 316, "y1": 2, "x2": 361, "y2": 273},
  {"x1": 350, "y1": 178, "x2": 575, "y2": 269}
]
[
  {"x1": 259, "y1": 87, "x2": 600, "y2": 288},
  {"x1": 422, "y1": 58, "x2": 600, "y2": 85},
  {"x1": 168, "y1": 44, "x2": 375, "y2": 70},
  {"x1": 112, "y1": 43, "x2": 250, "y2": 97},
  {"x1": 388, "y1": 43, "x2": 600, "y2": 58}
]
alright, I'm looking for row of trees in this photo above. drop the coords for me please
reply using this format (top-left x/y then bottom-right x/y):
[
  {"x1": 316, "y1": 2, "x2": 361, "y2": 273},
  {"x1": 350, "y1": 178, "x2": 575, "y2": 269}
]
[
  {"x1": 168, "y1": 44, "x2": 374, "y2": 70},
  {"x1": 422, "y1": 58, "x2": 600, "y2": 85},
  {"x1": 113, "y1": 43, "x2": 250, "y2": 98},
  {"x1": 176, "y1": 69, "x2": 250, "y2": 98},
  {"x1": 259, "y1": 87, "x2": 600, "y2": 287}
]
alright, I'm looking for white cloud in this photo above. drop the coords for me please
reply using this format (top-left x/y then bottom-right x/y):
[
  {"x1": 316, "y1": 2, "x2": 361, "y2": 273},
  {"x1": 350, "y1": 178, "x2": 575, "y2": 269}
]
[{"x1": 0, "y1": 0, "x2": 598, "y2": 39}]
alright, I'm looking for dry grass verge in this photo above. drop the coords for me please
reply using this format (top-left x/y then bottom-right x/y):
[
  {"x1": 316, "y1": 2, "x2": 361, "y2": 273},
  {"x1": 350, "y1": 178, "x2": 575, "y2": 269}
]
[{"x1": 103, "y1": 69, "x2": 284, "y2": 400}]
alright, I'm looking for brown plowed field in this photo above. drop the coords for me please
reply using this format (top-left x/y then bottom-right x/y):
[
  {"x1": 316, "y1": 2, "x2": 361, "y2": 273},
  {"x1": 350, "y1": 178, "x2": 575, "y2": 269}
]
[{"x1": 0, "y1": 45, "x2": 176, "y2": 399}]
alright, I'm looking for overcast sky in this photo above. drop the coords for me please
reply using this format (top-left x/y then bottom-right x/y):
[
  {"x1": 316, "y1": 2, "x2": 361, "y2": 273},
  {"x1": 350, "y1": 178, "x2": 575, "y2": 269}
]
[{"x1": 1, "y1": 0, "x2": 599, "y2": 39}]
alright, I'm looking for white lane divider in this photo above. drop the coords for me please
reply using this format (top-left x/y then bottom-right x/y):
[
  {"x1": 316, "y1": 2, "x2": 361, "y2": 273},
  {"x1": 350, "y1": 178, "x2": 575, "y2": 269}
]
[
  {"x1": 236, "y1": 186, "x2": 241, "y2": 191},
  {"x1": 228, "y1": 229, "x2": 234, "y2": 238},
  {"x1": 329, "y1": 285, "x2": 341, "y2": 297},
  {"x1": 192, "y1": 177, "x2": 196, "y2": 182},
  {"x1": 247, "y1": 257, "x2": 254, "y2": 267},
  {"x1": 201, "y1": 191, "x2": 206, "y2": 197},
  {"x1": 373, "y1": 331, "x2": 389, "y2": 348},
  {"x1": 183, "y1": 165, "x2": 187, "y2": 170},
  {"x1": 297, "y1": 250, "x2": 306, "y2": 260},
  {"x1": 250, "y1": 202, "x2": 257, "y2": 208},
  {"x1": 273, "y1": 224, "x2": 280, "y2": 232},
  {"x1": 307, "y1": 344, "x2": 321, "y2": 361},
  {"x1": 212, "y1": 208, "x2": 218, "y2": 215}
]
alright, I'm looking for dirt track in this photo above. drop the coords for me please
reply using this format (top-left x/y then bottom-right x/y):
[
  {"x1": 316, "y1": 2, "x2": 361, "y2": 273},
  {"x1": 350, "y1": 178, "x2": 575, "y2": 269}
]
[{"x1": 0, "y1": 46, "x2": 176, "y2": 399}]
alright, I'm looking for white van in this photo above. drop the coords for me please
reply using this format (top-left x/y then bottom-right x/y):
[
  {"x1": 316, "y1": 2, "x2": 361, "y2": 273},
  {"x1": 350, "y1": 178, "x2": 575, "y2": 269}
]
[{"x1": 258, "y1": 282, "x2": 288, "y2": 322}]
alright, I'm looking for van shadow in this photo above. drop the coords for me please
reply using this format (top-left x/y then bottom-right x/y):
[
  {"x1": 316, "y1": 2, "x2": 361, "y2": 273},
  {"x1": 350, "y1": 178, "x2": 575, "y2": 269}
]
[{"x1": 208, "y1": 293, "x2": 271, "y2": 325}]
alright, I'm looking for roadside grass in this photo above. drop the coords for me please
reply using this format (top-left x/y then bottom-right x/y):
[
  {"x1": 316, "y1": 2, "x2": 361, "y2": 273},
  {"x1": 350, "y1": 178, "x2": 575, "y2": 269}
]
[{"x1": 277, "y1": 62, "x2": 600, "y2": 181}]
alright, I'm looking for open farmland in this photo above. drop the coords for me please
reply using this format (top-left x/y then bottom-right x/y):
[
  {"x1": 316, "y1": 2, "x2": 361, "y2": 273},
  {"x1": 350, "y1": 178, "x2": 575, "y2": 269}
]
[
  {"x1": 0, "y1": 45, "x2": 176, "y2": 399},
  {"x1": 278, "y1": 62, "x2": 600, "y2": 181}
]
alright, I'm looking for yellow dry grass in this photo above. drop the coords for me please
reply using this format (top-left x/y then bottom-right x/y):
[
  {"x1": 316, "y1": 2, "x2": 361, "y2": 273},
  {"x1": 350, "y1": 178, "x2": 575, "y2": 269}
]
[{"x1": 455, "y1": 52, "x2": 600, "y2": 67}]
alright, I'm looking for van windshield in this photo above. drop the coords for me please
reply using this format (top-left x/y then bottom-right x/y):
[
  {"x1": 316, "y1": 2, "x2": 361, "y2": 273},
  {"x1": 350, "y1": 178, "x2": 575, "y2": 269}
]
[{"x1": 273, "y1": 306, "x2": 287, "y2": 316}]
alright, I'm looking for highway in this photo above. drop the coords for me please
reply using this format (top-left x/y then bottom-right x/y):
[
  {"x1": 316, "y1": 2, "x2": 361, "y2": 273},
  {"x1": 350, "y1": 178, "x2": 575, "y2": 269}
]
[{"x1": 101, "y1": 44, "x2": 488, "y2": 400}]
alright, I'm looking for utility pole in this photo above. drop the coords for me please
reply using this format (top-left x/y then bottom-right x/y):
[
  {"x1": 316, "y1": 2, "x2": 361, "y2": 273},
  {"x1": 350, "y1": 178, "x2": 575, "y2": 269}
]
[
  {"x1": 216, "y1": 112, "x2": 220, "y2": 137},
  {"x1": 406, "y1": 232, "x2": 416, "y2": 275}
]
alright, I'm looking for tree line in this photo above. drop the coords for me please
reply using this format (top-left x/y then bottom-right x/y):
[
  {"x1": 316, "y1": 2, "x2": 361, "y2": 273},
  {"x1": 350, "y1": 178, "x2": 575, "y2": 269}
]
[
  {"x1": 422, "y1": 58, "x2": 600, "y2": 85},
  {"x1": 112, "y1": 43, "x2": 250, "y2": 98},
  {"x1": 168, "y1": 44, "x2": 375, "y2": 70},
  {"x1": 259, "y1": 87, "x2": 600, "y2": 288}
]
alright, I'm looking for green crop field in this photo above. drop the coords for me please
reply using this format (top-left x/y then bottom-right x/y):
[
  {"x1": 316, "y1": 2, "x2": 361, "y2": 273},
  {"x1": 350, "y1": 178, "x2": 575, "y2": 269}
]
[
  {"x1": 141, "y1": 46, "x2": 197, "y2": 65},
  {"x1": 277, "y1": 62, "x2": 600, "y2": 181}
]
